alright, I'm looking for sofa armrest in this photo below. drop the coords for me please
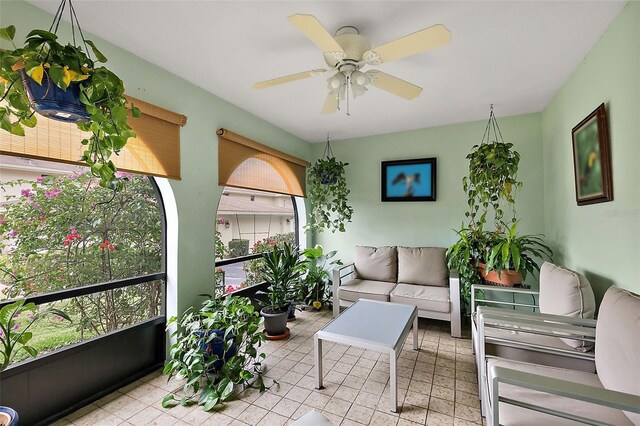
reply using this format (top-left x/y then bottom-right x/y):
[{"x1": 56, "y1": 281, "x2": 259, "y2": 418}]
[
  {"x1": 332, "y1": 262, "x2": 355, "y2": 317},
  {"x1": 449, "y1": 270, "x2": 462, "y2": 338},
  {"x1": 472, "y1": 284, "x2": 540, "y2": 316},
  {"x1": 489, "y1": 365, "x2": 640, "y2": 426}
]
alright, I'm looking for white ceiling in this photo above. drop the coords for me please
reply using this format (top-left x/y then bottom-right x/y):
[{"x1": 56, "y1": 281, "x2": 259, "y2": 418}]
[{"x1": 28, "y1": 1, "x2": 626, "y2": 142}]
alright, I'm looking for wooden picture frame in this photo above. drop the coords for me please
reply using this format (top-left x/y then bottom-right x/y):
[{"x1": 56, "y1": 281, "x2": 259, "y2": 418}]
[
  {"x1": 571, "y1": 103, "x2": 613, "y2": 206},
  {"x1": 381, "y1": 158, "x2": 437, "y2": 202}
]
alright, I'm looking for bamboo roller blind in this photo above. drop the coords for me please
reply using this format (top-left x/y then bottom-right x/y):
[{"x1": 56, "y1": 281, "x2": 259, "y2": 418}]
[
  {"x1": 0, "y1": 95, "x2": 186, "y2": 179},
  {"x1": 217, "y1": 128, "x2": 310, "y2": 197}
]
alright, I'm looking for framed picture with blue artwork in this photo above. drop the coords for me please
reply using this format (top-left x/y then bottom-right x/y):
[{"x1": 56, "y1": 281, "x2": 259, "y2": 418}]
[{"x1": 381, "y1": 158, "x2": 437, "y2": 202}]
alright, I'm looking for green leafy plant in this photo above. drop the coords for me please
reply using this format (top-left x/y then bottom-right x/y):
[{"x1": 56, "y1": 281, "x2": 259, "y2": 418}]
[
  {"x1": 484, "y1": 222, "x2": 552, "y2": 281},
  {"x1": 162, "y1": 295, "x2": 266, "y2": 412},
  {"x1": 306, "y1": 157, "x2": 354, "y2": 234},
  {"x1": 260, "y1": 243, "x2": 302, "y2": 314},
  {"x1": 242, "y1": 233, "x2": 295, "y2": 288},
  {"x1": 297, "y1": 245, "x2": 341, "y2": 309},
  {"x1": 0, "y1": 25, "x2": 141, "y2": 190},
  {"x1": 463, "y1": 140, "x2": 522, "y2": 232},
  {"x1": 446, "y1": 226, "x2": 485, "y2": 311},
  {"x1": 0, "y1": 299, "x2": 71, "y2": 371}
]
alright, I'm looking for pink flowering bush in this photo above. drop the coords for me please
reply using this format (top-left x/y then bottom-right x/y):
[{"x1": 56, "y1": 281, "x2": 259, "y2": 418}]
[{"x1": 0, "y1": 172, "x2": 162, "y2": 336}]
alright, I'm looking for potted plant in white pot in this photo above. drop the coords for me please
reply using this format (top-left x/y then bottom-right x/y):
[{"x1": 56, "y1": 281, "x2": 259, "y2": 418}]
[{"x1": 259, "y1": 243, "x2": 302, "y2": 339}]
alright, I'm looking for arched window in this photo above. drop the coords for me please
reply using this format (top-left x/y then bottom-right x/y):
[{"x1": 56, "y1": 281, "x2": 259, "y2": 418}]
[
  {"x1": 215, "y1": 186, "x2": 298, "y2": 294},
  {"x1": 0, "y1": 155, "x2": 165, "y2": 364}
]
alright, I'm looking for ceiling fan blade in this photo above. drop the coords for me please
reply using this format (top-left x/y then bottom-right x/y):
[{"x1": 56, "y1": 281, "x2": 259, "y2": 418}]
[
  {"x1": 364, "y1": 24, "x2": 451, "y2": 65},
  {"x1": 254, "y1": 69, "x2": 326, "y2": 89},
  {"x1": 322, "y1": 93, "x2": 339, "y2": 114},
  {"x1": 368, "y1": 71, "x2": 423, "y2": 100},
  {"x1": 288, "y1": 14, "x2": 345, "y2": 56}
]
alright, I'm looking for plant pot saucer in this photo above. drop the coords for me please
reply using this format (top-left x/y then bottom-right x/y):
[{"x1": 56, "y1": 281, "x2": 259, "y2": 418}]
[{"x1": 263, "y1": 327, "x2": 290, "y2": 341}]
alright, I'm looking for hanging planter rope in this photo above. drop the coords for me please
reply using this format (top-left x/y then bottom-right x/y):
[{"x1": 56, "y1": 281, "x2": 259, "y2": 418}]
[{"x1": 0, "y1": 0, "x2": 141, "y2": 190}]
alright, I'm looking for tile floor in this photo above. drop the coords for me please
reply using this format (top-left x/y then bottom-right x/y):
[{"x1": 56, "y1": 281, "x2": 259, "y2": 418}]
[{"x1": 56, "y1": 309, "x2": 482, "y2": 426}]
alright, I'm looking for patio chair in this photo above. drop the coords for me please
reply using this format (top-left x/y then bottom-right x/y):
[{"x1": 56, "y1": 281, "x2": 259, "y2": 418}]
[
  {"x1": 471, "y1": 262, "x2": 597, "y2": 374},
  {"x1": 478, "y1": 285, "x2": 640, "y2": 425}
]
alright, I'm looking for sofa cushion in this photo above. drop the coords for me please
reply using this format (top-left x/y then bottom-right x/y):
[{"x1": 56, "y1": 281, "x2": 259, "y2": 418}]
[
  {"x1": 355, "y1": 246, "x2": 397, "y2": 282},
  {"x1": 486, "y1": 357, "x2": 633, "y2": 426},
  {"x1": 397, "y1": 247, "x2": 449, "y2": 287},
  {"x1": 390, "y1": 283, "x2": 450, "y2": 313},
  {"x1": 338, "y1": 278, "x2": 396, "y2": 303},
  {"x1": 538, "y1": 262, "x2": 596, "y2": 350},
  {"x1": 595, "y1": 286, "x2": 640, "y2": 425}
]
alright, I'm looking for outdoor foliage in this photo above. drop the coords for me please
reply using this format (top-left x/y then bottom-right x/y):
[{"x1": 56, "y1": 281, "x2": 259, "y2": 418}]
[
  {"x1": 163, "y1": 295, "x2": 266, "y2": 411},
  {"x1": 241, "y1": 232, "x2": 295, "y2": 289},
  {"x1": 0, "y1": 172, "x2": 162, "y2": 339},
  {"x1": 227, "y1": 239, "x2": 249, "y2": 259},
  {"x1": 0, "y1": 299, "x2": 71, "y2": 370}
]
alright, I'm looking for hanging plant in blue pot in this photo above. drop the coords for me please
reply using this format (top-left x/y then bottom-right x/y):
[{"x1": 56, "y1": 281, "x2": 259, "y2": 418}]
[{"x1": 0, "y1": 0, "x2": 141, "y2": 191}]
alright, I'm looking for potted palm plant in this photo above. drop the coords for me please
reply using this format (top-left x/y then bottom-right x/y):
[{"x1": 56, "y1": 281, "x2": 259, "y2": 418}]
[
  {"x1": 0, "y1": 23, "x2": 140, "y2": 190},
  {"x1": 260, "y1": 243, "x2": 302, "y2": 338},
  {"x1": 162, "y1": 295, "x2": 266, "y2": 412}
]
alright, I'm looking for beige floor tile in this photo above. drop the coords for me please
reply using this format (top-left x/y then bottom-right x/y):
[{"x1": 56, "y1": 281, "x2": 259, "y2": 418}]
[
  {"x1": 455, "y1": 403, "x2": 483, "y2": 423},
  {"x1": 236, "y1": 404, "x2": 268, "y2": 424},
  {"x1": 398, "y1": 404, "x2": 427, "y2": 424},
  {"x1": 125, "y1": 406, "x2": 163, "y2": 426},
  {"x1": 403, "y1": 391, "x2": 429, "y2": 408},
  {"x1": 272, "y1": 397, "x2": 301, "y2": 417},
  {"x1": 431, "y1": 385, "x2": 455, "y2": 401},
  {"x1": 324, "y1": 396, "x2": 352, "y2": 417},
  {"x1": 345, "y1": 404, "x2": 375, "y2": 424},
  {"x1": 354, "y1": 391, "x2": 381, "y2": 409},
  {"x1": 320, "y1": 410, "x2": 345, "y2": 425},
  {"x1": 304, "y1": 391, "x2": 331, "y2": 410},
  {"x1": 426, "y1": 411, "x2": 455, "y2": 426},
  {"x1": 453, "y1": 418, "x2": 482, "y2": 426},
  {"x1": 370, "y1": 410, "x2": 399, "y2": 426},
  {"x1": 333, "y1": 385, "x2": 360, "y2": 403},
  {"x1": 253, "y1": 391, "x2": 282, "y2": 410},
  {"x1": 256, "y1": 411, "x2": 289, "y2": 426},
  {"x1": 291, "y1": 404, "x2": 314, "y2": 420},
  {"x1": 430, "y1": 397, "x2": 455, "y2": 416},
  {"x1": 285, "y1": 385, "x2": 312, "y2": 403},
  {"x1": 218, "y1": 399, "x2": 251, "y2": 418}
]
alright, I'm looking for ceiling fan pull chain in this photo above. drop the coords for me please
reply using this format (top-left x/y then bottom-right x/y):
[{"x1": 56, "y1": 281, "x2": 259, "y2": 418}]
[{"x1": 346, "y1": 76, "x2": 351, "y2": 117}]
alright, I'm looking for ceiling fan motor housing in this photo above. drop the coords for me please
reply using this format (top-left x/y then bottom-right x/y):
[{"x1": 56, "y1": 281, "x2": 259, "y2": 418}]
[{"x1": 323, "y1": 26, "x2": 371, "y2": 69}]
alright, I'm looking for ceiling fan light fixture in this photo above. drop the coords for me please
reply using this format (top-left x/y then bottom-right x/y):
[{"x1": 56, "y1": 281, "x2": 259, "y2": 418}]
[
  {"x1": 328, "y1": 72, "x2": 346, "y2": 89},
  {"x1": 351, "y1": 70, "x2": 366, "y2": 86}
]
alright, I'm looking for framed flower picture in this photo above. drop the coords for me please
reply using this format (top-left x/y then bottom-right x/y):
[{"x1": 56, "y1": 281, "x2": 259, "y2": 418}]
[{"x1": 571, "y1": 103, "x2": 613, "y2": 206}]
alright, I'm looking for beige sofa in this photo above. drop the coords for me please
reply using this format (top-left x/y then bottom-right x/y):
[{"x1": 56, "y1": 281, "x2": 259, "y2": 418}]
[{"x1": 332, "y1": 246, "x2": 461, "y2": 338}]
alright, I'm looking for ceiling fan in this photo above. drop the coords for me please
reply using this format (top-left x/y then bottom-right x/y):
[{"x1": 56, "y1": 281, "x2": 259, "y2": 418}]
[{"x1": 254, "y1": 14, "x2": 451, "y2": 115}]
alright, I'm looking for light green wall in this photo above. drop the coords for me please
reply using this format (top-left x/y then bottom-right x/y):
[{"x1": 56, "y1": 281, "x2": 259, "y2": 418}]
[
  {"x1": 541, "y1": 2, "x2": 640, "y2": 303},
  {"x1": 0, "y1": 0, "x2": 312, "y2": 314},
  {"x1": 312, "y1": 113, "x2": 546, "y2": 281}
]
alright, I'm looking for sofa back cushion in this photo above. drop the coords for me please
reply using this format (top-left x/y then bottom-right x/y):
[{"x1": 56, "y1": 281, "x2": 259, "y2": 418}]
[
  {"x1": 595, "y1": 286, "x2": 640, "y2": 425},
  {"x1": 539, "y1": 262, "x2": 596, "y2": 350},
  {"x1": 397, "y1": 247, "x2": 448, "y2": 286},
  {"x1": 355, "y1": 246, "x2": 397, "y2": 282}
]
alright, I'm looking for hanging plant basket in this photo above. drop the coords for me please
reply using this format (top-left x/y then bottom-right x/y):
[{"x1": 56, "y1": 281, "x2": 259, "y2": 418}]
[
  {"x1": 19, "y1": 69, "x2": 90, "y2": 123},
  {"x1": 305, "y1": 138, "x2": 354, "y2": 234},
  {"x1": 0, "y1": 0, "x2": 141, "y2": 190}
]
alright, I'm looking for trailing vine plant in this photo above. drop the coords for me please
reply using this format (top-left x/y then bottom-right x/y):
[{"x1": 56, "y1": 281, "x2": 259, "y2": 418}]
[
  {"x1": 305, "y1": 138, "x2": 354, "y2": 234},
  {"x1": 0, "y1": 4, "x2": 140, "y2": 191}
]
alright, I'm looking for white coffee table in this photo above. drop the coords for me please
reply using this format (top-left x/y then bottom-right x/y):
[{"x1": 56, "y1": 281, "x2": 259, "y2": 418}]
[{"x1": 314, "y1": 299, "x2": 418, "y2": 412}]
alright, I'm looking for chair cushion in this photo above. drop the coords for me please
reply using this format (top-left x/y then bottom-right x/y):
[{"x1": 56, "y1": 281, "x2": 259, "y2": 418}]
[
  {"x1": 338, "y1": 278, "x2": 396, "y2": 303},
  {"x1": 355, "y1": 246, "x2": 397, "y2": 282},
  {"x1": 595, "y1": 286, "x2": 640, "y2": 425},
  {"x1": 397, "y1": 247, "x2": 449, "y2": 286},
  {"x1": 538, "y1": 262, "x2": 596, "y2": 350},
  {"x1": 486, "y1": 357, "x2": 633, "y2": 426},
  {"x1": 390, "y1": 283, "x2": 450, "y2": 313}
]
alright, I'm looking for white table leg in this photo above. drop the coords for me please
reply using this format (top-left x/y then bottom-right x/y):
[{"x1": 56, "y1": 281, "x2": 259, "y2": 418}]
[
  {"x1": 390, "y1": 348, "x2": 398, "y2": 412},
  {"x1": 413, "y1": 315, "x2": 419, "y2": 351},
  {"x1": 314, "y1": 334, "x2": 323, "y2": 389}
]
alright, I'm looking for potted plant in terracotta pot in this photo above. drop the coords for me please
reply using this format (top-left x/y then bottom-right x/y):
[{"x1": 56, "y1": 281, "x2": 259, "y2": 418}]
[
  {"x1": 0, "y1": 23, "x2": 140, "y2": 190},
  {"x1": 259, "y1": 243, "x2": 302, "y2": 339}
]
